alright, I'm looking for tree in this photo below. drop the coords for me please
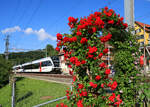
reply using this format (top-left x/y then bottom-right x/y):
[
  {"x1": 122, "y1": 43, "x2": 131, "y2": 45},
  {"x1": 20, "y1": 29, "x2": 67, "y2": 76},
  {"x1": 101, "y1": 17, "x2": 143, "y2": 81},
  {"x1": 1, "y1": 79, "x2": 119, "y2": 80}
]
[
  {"x1": 45, "y1": 44, "x2": 58, "y2": 57},
  {"x1": 0, "y1": 55, "x2": 12, "y2": 88},
  {"x1": 8, "y1": 49, "x2": 45, "y2": 65}
]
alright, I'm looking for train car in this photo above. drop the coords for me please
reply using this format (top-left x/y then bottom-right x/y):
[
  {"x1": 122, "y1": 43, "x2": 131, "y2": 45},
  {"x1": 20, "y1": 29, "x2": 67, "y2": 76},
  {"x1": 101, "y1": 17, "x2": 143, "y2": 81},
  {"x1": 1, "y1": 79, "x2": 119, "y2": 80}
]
[
  {"x1": 12, "y1": 65, "x2": 23, "y2": 72},
  {"x1": 13, "y1": 57, "x2": 59, "y2": 73}
]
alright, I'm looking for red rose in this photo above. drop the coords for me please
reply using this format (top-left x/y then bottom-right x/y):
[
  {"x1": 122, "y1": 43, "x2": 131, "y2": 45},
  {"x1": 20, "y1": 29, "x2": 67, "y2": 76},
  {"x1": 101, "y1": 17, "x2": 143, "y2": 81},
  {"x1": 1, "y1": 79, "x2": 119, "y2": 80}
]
[
  {"x1": 87, "y1": 54, "x2": 94, "y2": 58},
  {"x1": 88, "y1": 46, "x2": 97, "y2": 54},
  {"x1": 73, "y1": 76, "x2": 76, "y2": 82},
  {"x1": 63, "y1": 37, "x2": 70, "y2": 43},
  {"x1": 69, "y1": 70, "x2": 73, "y2": 75},
  {"x1": 70, "y1": 57, "x2": 78, "y2": 64},
  {"x1": 78, "y1": 83, "x2": 84, "y2": 89},
  {"x1": 76, "y1": 31, "x2": 82, "y2": 36},
  {"x1": 68, "y1": 16, "x2": 78, "y2": 23},
  {"x1": 120, "y1": 17, "x2": 124, "y2": 21},
  {"x1": 64, "y1": 52, "x2": 69, "y2": 59},
  {"x1": 98, "y1": 53, "x2": 103, "y2": 58},
  {"x1": 68, "y1": 24, "x2": 74, "y2": 28},
  {"x1": 75, "y1": 61, "x2": 81, "y2": 66},
  {"x1": 114, "y1": 95, "x2": 122, "y2": 106},
  {"x1": 95, "y1": 75, "x2": 101, "y2": 80},
  {"x1": 103, "y1": 48, "x2": 108, "y2": 54},
  {"x1": 60, "y1": 103, "x2": 64, "y2": 107},
  {"x1": 109, "y1": 9, "x2": 114, "y2": 13},
  {"x1": 57, "y1": 41, "x2": 62, "y2": 47},
  {"x1": 77, "y1": 100, "x2": 83, "y2": 107},
  {"x1": 79, "y1": 93, "x2": 82, "y2": 97},
  {"x1": 123, "y1": 23, "x2": 128, "y2": 29},
  {"x1": 116, "y1": 94, "x2": 121, "y2": 101},
  {"x1": 81, "y1": 90, "x2": 87, "y2": 96},
  {"x1": 101, "y1": 83, "x2": 104, "y2": 88},
  {"x1": 55, "y1": 47, "x2": 60, "y2": 51},
  {"x1": 106, "y1": 12, "x2": 112, "y2": 17},
  {"x1": 77, "y1": 25, "x2": 85, "y2": 31},
  {"x1": 111, "y1": 81, "x2": 117, "y2": 90},
  {"x1": 108, "y1": 20, "x2": 114, "y2": 24},
  {"x1": 105, "y1": 69, "x2": 110, "y2": 75},
  {"x1": 92, "y1": 27, "x2": 97, "y2": 33},
  {"x1": 107, "y1": 83, "x2": 111, "y2": 87},
  {"x1": 89, "y1": 82, "x2": 94, "y2": 86},
  {"x1": 67, "y1": 96, "x2": 70, "y2": 100},
  {"x1": 70, "y1": 37, "x2": 77, "y2": 42},
  {"x1": 114, "y1": 100, "x2": 122, "y2": 106},
  {"x1": 92, "y1": 83, "x2": 97, "y2": 88},
  {"x1": 108, "y1": 93, "x2": 116, "y2": 102},
  {"x1": 104, "y1": 6, "x2": 108, "y2": 10},
  {"x1": 99, "y1": 62, "x2": 106, "y2": 68},
  {"x1": 89, "y1": 82, "x2": 97, "y2": 88},
  {"x1": 94, "y1": 11, "x2": 101, "y2": 16},
  {"x1": 56, "y1": 33, "x2": 63, "y2": 40},
  {"x1": 100, "y1": 33, "x2": 112, "y2": 42},
  {"x1": 95, "y1": 17, "x2": 104, "y2": 27},
  {"x1": 81, "y1": 60, "x2": 86, "y2": 64},
  {"x1": 68, "y1": 64, "x2": 72, "y2": 68},
  {"x1": 80, "y1": 38, "x2": 88, "y2": 44}
]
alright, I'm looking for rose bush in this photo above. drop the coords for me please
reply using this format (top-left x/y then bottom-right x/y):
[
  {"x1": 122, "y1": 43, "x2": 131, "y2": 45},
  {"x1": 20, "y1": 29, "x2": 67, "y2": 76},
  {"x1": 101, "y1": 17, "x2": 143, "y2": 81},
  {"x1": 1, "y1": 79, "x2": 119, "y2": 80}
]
[{"x1": 55, "y1": 7, "x2": 146, "y2": 107}]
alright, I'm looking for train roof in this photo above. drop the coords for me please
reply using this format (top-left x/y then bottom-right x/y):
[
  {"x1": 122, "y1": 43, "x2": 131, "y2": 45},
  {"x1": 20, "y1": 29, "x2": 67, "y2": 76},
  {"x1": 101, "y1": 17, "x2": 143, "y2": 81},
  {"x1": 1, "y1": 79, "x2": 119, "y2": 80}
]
[
  {"x1": 13, "y1": 65, "x2": 22, "y2": 69},
  {"x1": 21, "y1": 57, "x2": 52, "y2": 66}
]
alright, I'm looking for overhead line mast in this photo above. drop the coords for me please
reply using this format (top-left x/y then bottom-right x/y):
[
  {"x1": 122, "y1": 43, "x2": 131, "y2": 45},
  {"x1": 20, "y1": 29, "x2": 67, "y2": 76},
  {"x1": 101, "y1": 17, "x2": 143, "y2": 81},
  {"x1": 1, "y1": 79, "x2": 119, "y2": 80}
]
[{"x1": 4, "y1": 35, "x2": 10, "y2": 60}]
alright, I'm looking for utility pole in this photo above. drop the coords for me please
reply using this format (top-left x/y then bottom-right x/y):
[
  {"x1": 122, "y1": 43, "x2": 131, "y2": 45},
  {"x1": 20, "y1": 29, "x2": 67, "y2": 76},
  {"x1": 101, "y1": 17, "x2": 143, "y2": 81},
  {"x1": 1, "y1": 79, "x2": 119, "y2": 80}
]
[
  {"x1": 124, "y1": 0, "x2": 134, "y2": 27},
  {"x1": 143, "y1": 24, "x2": 147, "y2": 75},
  {"x1": 4, "y1": 35, "x2": 9, "y2": 60}
]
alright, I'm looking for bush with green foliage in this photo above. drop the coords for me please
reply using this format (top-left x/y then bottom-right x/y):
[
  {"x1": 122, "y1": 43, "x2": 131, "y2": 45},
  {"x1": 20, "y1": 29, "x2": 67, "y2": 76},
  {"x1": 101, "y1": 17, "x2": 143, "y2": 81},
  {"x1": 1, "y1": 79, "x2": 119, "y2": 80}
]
[
  {"x1": 0, "y1": 56, "x2": 12, "y2": 88},
  {"x1": 55, "y1": 7, "x2": 147, "y2": 107}
]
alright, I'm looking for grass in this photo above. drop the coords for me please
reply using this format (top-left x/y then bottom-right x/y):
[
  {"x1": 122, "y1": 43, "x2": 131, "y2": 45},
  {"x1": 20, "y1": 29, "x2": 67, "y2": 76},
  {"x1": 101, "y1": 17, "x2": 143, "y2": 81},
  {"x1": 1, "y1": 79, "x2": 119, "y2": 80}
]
[
  {"x1": 0, "y1": 77, "x2": 150, "y2": 107},
  {"x1": 0, "y1": 84, "x2": 11, "y2": 107},
  {"x1": 0, "y1": 77, "x2": 69, "y2": 107}
]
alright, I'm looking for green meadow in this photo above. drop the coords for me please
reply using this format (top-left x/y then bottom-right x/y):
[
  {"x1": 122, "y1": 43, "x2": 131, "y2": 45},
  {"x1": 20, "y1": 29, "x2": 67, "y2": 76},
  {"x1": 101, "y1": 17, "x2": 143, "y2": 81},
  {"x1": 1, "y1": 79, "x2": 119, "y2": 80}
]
[{"x1": 0, "y1": 77, "x2": 69, "y2": 107}]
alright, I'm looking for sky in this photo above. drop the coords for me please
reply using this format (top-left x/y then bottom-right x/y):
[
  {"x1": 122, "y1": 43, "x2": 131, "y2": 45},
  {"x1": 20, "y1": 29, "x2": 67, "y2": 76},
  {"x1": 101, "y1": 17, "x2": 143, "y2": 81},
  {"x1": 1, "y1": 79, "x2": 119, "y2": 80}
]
[{"x1": 0, "y1": 0, "x2": 150, "y2": 54}]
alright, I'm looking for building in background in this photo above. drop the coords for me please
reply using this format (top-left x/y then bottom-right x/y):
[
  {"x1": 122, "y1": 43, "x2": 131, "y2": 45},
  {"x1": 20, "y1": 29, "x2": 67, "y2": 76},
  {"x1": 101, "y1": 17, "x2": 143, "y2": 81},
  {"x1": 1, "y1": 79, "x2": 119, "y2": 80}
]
[
  {"x1": 135, "y1": 21, "x2": 150, "y2": 46},
  {"x1": 135, "y1": 21, "x2": 150, "y2": 72},
  {"x1": 58, "y1": 49, "x2": 70, "y2": 74}
]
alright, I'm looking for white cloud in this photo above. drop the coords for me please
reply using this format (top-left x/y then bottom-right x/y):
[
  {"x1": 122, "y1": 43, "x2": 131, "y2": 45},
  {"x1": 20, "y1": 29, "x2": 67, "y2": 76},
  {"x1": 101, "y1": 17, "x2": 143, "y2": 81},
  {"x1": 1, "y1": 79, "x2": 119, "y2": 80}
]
[
  {"x1": 24, "y1": 28, "x2": 56, "y2": 41},
  {"x1": 1, "y1": 26, "x2": 56, "y2": 41},
  {"x1": 24, "y1": 28, "x2": 33, "y2": 34},
  {"x1": 1, "y1": 26, "x2": 21, "y2": 34}
]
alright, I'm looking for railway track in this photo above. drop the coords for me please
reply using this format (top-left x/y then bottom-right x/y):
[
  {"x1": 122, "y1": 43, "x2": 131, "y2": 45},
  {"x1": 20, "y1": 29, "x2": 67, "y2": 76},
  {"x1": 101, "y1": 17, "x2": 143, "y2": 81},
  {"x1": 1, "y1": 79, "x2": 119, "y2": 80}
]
[
  {"x1": 15, "y1": 72, "x2": 72, "y2": 78},
  {"x1": 14, "y1": 73, "x2": 73, "y2": 84}
]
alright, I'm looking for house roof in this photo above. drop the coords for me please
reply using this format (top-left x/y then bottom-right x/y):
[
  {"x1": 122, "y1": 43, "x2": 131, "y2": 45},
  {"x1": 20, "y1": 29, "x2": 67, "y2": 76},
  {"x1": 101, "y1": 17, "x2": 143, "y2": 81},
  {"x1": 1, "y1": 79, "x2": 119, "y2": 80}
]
[{"x1": 135, "y1": 21, "x2": 150, "y2": 32}]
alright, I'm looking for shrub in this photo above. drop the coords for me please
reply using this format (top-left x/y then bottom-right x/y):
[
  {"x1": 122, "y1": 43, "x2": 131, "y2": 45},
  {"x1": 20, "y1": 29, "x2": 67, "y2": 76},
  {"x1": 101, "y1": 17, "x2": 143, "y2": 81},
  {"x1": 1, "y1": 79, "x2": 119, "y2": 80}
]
[
  {"x1": 0, "y1": 55, "x2": 12, "y2": 88},
  {"x1": 56, "y1": 7, "x2": 146, "y2": 107}
]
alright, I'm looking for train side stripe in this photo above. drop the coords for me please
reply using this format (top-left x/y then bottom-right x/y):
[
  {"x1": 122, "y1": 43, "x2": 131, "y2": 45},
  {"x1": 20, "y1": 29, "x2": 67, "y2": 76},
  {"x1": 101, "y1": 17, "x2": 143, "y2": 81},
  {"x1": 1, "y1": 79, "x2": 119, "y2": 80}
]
[{"x1": 40, "y1": 62, "x2": 42, "y2": 72}]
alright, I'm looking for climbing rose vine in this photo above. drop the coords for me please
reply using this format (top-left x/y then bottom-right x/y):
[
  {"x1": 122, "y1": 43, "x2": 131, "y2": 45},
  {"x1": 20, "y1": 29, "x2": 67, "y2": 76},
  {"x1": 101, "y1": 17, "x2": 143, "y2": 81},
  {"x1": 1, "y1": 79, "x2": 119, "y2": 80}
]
[{"x1": 55, "y1": 7, "x2": 145, "y2": 107}]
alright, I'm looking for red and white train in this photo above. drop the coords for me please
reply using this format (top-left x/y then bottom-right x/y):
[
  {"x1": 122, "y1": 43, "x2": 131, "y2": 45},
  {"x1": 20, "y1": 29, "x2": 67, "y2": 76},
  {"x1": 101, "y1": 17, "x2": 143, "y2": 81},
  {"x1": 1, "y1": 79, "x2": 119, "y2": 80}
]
[{"x1": 12, "y1": 57, "x2": 60, "y2": 73}]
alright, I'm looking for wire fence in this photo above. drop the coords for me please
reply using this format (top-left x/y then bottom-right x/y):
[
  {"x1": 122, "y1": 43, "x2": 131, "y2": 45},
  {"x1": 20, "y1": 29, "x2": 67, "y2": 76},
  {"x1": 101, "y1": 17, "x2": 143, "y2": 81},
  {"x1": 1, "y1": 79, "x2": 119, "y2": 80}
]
[{"x1": 10, "y1": 75, "x2": 72, "y2": 107}]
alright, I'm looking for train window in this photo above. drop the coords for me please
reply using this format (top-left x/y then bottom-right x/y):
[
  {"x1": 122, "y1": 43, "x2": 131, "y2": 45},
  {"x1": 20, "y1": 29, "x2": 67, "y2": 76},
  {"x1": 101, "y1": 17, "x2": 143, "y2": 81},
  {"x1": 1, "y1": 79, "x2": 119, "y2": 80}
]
[
  {"x1": 32, "y1": 63, "x2": 40, "y2": 69},
  {"x1": 23, "y1": 64, "x2": 33, "y2": 69},
  {"x1": 47, "y1": 61, "x2": 52, "y2": 66},
  {"x1": 42, "y1": 61, "x2": 52, "y2": 67}
]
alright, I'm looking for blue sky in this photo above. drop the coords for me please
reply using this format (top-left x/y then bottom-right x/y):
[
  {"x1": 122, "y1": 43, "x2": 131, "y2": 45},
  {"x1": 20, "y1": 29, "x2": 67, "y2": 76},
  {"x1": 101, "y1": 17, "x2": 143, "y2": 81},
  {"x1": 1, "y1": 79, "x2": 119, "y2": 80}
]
[{"x1": 0, "y1": 0, "x2": 150, "y2": 53}]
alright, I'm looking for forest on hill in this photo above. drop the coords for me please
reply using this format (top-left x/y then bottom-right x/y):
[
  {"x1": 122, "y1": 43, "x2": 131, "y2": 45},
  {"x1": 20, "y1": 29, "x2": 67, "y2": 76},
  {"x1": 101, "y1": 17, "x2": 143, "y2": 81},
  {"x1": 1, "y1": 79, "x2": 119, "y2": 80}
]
[{"x1": 1, "y1": 44, "x2": 58, "y2": 66}]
